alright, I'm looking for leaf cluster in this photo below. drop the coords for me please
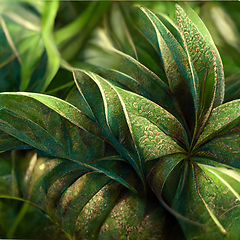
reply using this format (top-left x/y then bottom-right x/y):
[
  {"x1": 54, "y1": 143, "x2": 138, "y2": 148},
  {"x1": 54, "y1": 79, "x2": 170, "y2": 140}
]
[{"x1": 0, "y1": 2, "x2": 240, "y2": 240}]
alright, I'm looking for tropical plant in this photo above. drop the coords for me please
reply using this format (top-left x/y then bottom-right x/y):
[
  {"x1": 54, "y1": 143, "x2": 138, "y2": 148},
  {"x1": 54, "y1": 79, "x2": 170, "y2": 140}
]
[{"x1": 1, "y1": 3, "x2": 240, "y2": 240}]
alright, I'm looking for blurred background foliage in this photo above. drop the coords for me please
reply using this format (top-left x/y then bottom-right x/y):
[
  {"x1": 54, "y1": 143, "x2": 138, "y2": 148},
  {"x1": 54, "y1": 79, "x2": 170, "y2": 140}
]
[
  {"x1": 0, "y1": 1, "x2": 240, "y2": 239},
  {"x1": 1, "y1": 1, "x2": 240, "y2": 100}
]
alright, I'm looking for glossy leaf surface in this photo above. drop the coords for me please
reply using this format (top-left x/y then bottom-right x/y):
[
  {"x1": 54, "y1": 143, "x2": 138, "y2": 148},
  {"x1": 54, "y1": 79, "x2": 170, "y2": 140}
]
[
  {"x1": 27, "y1": 157, "x2": 183, "y2": 239},
  {"x1": 197, "y1": 100, "x2": 240, "y2": 145},
  {"x1": 73, "y1": 70, "x2": 145, "y2": 183},
  {"x1": 198, "y1": 125, "x2": 240, "y2": 169},
  {"x1": 0, "y1": 93, "x2": 103, "y2": 164},
  {"x1": 114, "y1": 86, "x2": 185, "y2": 160},
  {"x1": 0, "y1": 3, "x2": 239, "y2": 240}
]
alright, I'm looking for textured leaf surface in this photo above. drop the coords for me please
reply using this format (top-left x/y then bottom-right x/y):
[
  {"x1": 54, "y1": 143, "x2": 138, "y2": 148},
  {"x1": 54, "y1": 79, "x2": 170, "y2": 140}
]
[
  {"x1": 148, "y1": 156, "x2": 240, "y2": 239},
  {"x1": 197, "y1": 100, "x2": 240, "y2": 146},
  {"x1": 138, "y1": 7, "x2": 198, "y2": 135},
  {"x1": 8, "y1": 92, "x2": 102, "y2": 137},
  {"x1": 73, "y1": 70, "x2": 145, "y2": 183},
  {"x1": 115, "y1": 87, "x2": 185, "y2": 160},
  {"x1": 0, "y1": 93, "x2": 104, "y2": 164},
  {"x1": 175, "y1": 4, "x2": 225, "y2": 137},
  {"x1": 29, "y1": 157, "x2": 183, "y2": 239},
  {"x1": 178, "y1": 2, "x2": 225, "y2": 108},
  {"x1": 83, "y1": 45, "x2": 183, "y2": 123},
  {"x1": 198, "y1": 125, "x2": 240, "y2": 169},
  {"x1": 0, "y1": 93, "x2": 135, "y2": 192}
]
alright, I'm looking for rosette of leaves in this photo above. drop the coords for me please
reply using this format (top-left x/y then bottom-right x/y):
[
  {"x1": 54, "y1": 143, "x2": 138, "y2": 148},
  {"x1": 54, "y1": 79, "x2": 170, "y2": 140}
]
[{"x1": 0, "y1": 3, "x2": 240, "y2": 240}]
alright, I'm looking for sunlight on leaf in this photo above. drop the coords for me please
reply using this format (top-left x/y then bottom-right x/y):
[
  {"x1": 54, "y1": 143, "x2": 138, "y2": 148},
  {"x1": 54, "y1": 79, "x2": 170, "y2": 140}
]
[{"x1": 0, "y1": 16, "x2": 22, "y2": 65}]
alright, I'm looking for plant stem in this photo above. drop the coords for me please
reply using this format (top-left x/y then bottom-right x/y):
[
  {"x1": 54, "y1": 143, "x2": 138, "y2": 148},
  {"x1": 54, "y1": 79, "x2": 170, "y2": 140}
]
[{"x1": 6, "y1": 202, "x2": 29, "y2": 238}]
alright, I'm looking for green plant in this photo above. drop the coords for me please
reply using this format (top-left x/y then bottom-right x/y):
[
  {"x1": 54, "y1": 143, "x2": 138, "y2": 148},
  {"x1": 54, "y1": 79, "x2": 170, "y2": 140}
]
[{"x1": 1, "y1": 3, "x2": 240, "y2": 239}]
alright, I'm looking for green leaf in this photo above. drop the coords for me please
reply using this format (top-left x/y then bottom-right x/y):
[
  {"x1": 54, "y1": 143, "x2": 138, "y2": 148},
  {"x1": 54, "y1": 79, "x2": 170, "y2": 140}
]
[
  {"x1": 0, "y1": 16, "x2": 22, "y2": 65},
  {"x1": 175, "y1": 4, "x2": 225, "y2": 138},
  {"x1": 104, "y1": 2, "x2": 138, "y2": 59},
  {"x1": 29, "y1": 157, "x2": 183, "y2": 239},
  {"x1": 115, "y1": 87, "x2": 186, "y2": 159},
  {"x1": 29, "y1": 158, "x2": 133, "y2": 236},
  {"x1": 178, "y1": 2, "x2": 225, "y2": 109},
  {"x1": 147, "y1": 154, "x2": 187, "y2": 207},
  {"x1": 0, "y1": 93, "x2": 136, "y2": 193},
  {"x1": 0, "y1": 92, "x2": 104, "y2": 164},
  {"x1": 97, "y1": 186, "x2": 183, "y2": 240},
  {"x1": 0, "y1": 131, "x2": 30, "y2": 152},
  {"x1": 138, "y1": 7, "x2": 198, "y2": 135},
  {"x1": 198, "y1": 125, "x2": 240, "y2": 169},
  {"x1": 0, "y1": 1, "x2": 41, "y2": 32},
  {"x1": 73, "y1": 70, "x2": 145, "y2": 184},
  {"x1": 148, "y1": 156, "x2": 240, "y2": 239},
  {"x1": 40, "y1": 1, "x2": 60, "y2": 93},
  {"x1": 15, "y1": 92, "x2": 101, "y2": 137},
  {"x1": 19, "y1": 33, "x2": 43, "y2": 91},
  {"x1": 65, "y1": 87, "x2": 96, "y2": 121},
  {"x1": 197, "y1": 100, "x2": 240, "y2": 146},
  {"x1": 86, "y1": 48, "x2": 186, "y2": 130}
]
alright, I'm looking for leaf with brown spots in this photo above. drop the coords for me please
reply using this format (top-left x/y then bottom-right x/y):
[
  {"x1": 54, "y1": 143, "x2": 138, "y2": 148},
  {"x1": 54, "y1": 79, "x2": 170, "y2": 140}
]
[
  {"x1": 73, "y1": 69, "x2": 146, "y2": 184},
  {"x1": 148, "y1": 154, "x2": 240, "y2": 239},
  {"x1": 197, "y1": 100, "x2": 240, "y2": 146}
]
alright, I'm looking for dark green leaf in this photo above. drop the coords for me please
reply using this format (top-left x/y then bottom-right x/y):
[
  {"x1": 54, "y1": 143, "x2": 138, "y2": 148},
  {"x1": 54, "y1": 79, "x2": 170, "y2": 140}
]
[
  {"x1": 148, "y1": 155, "x2": 240, "y2": 239},
  {"x1": 138, "y1": 7, "x2": 198, "y2": 135},
  {"x1": 29, "y1": 157, "x2": 134, "y2": 236},
  {"x1": 65, "y1": 87, "x2": 96, "y2": 121},
  {"x1": 178, "y1": 2, "x2": 225, "y2": 109},
  {"x1": 73, "y1": 70, "x2": 145, "y2": 184},
  {"x1": 197, "y1": 100, "x2": 240, "y2": 146},
  {"x1": 175, "y1": 4, "x2": 225, "y2": 139},
  {"x1": 198, "y1": 125, "x2": 240, "y2": 169},
  {"x1": 80, "y1": 42, "x2": 184, "y2": 125},
  {"x1": 115, "y1": 86, "x2": 186, "y2": 159},
  {"x1": 0, "y1": 92, "x2": 104, "y2": 164}
]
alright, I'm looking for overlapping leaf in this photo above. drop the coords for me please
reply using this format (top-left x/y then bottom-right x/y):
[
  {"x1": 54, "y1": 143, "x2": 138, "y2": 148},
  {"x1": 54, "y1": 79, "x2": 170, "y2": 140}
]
[
  {"x1": 135, "y1": 5, "x2": 225, "y2": 142},
  {"x1": 89, "y1": 49, "x2": 182, "y2": 121},
  {"x1": 0, "y1": 93, "x2": 103, "y2": 163},
  {"x1": 198, "y1": 125, "x2": 240, "y2": 169},
  {"x1": 0, "y1": 2, "x2": 239, "y2": 240},
  {"x1": 197, "y1": 100, "x2": 240, "y2": 146},
  {"x1": 73, "y1": 70, "x2": 145, "y2": 182},
  {"x1": 1, "y1": 92, "x2": 138, "y2": 192},
  {"x1": 114, "y1": 86, "x2": 186, "y2": 159},
  {"x1": 27, "y1": 157, "x2": 184, "y2": 239},
  {"x1": 176, "y1": 3, "x2": 225, "y2": 138},
  {"x1": 136, "y1": 7, "x2": 198, "y2": 135},
  {"x1": 148, "y1": 154, "x2": 240, "y2": 239}
]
